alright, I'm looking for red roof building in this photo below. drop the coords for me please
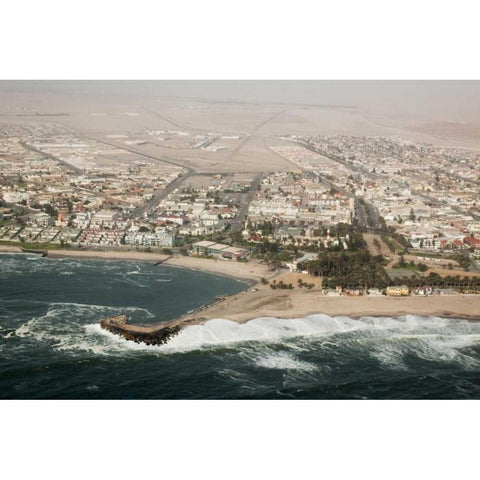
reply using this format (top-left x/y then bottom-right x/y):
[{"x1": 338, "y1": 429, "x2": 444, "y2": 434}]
[{"x1": 464, "y1": 236, "x2": 480, "y2": 249}]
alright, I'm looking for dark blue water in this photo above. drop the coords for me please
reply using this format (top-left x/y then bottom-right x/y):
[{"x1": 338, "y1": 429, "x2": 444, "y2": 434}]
[{"x1": 2, "y1": 253, "x2": 480, "y2": 399}]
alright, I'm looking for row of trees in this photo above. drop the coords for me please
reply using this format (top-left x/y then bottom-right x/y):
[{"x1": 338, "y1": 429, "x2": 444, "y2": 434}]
[
  {"x1": 298, "y1": 250, "x2": 390, "y2": 289},
  {"x1": 388, "y1": 272, "x2": 480, "y2": 289}
]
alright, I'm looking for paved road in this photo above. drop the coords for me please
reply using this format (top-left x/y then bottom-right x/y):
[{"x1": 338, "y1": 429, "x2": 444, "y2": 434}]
[
  {"x1": 228, "y1": 110, "x2": 286, "y2": 163},
  {"x1": 291, "y1": 139, "x2": 383, "y2": 229},
  {"x1": 143, "y1": 107, "x2": 195, "y2": 131},
  {"x1": 299, "y1": 140, "x2": 380, "y2": 178},
  {"x1": 19, "y1": 141, "x2": 83, "y2": 174},
  {"x1": 128, "y1": 172, "x2": 192, "y2": 220},
  {"x1": 356, "y1": 198, "x2": 382, "y2": 230},
  {"x1": 229, "y1": 172, "x2": 263, "y2": 232}
]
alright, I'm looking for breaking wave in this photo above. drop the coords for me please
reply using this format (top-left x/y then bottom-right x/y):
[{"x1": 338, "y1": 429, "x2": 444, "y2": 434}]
[
  {"x1": 79, "y1": 314, "x2": 480, "y2": 373},
  {"x1": 10, "y1": 302, "x2": 156, "y2": 354},
  {"x1": 4, "y1": 306, "x2": 480, "y2": 398},
  {"x1": 163, "y1": 316, "x2": 361, "y2": 351}
]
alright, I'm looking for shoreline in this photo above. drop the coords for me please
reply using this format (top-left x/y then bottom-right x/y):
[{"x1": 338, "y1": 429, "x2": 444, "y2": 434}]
[
  {"x1": 100, "y1": 288, "x2": 480, "y2": 345},
  {"x1": 100, "y1": 293, "x2": 480, "y2": 345},
  {"x1": 0, "y1": 245, "x2": 271, "y2": 284},
  {"x1": 176, "y1": 288, "x2": 480, "y2": 325},
  {"x1": 3, "y1": 245, "x2": 480, "y2": 343}
]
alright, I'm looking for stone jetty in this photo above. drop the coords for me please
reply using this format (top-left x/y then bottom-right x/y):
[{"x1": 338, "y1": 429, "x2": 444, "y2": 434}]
[{"x1": 100, "y1": 314, "x2": 184, "y2": 346}]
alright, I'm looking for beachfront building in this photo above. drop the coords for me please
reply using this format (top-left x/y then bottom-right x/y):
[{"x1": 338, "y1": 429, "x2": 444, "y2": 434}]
[
  {"x1": 191, "y1": 241, "x2": 248, "y2": 260},
  {"x1": 386, "y1": 285, "x2": 410, "y2": 296}
]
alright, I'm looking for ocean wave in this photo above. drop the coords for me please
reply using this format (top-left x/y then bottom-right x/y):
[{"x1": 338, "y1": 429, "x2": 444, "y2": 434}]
[
  {"x1": 370, "y1": 335, "x2": 480, "y2": 370},
  {"x1": 126, "y1": 270, "x2": 171, "y2": 276},
  {"x1": 83, "y1": 313, "x2": 480, "y2": 357},
  {"x1": 162, "y1": 315, "x2": 362, "y2": 351},
  {"x1": 254, "y1": 351, "x2": 317, "y2": 371},
  {"x1": 2, "y1": 330, "x2": 16, "y2": 339},
  {"x1": 48, "y1": 301, "x2": 154, "y2": 315},
  {"x1": 83, "y1": 324, "x2": 169, "y2": 354},
  {"x1": 11, "y1": 311, "x2": 480, "y2": 373},
  {"x1": 11, "y1": 302, "x2": 155, "y2": 349}
]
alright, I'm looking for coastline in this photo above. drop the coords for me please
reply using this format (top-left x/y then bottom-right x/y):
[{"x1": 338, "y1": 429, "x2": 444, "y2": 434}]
[
  {"x1": 100, "y1": 288, "x2": 480, "y2": 345},
  {"x1": 0, "y1": 245, "x2": 272, "y2": 284},
  {"x1": 3, "y1": 245, "x2": 480, "y2": 342},
  {"x1": 100, "y1": 283, "x2": 480, "y2": 345},
  {"x1": 175, "y1": 285, "x2": 480, "y2": 325}
]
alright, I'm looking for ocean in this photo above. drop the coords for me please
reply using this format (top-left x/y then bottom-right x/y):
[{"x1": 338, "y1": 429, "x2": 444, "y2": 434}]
[{"x1": 1, "y1": 253, "x2": 480, "y2": 399}]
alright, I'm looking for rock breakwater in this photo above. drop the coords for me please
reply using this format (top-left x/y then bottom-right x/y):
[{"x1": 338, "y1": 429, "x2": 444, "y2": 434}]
[{"x1": 100, "y1": 314, "x2": 182, "y2": 346}]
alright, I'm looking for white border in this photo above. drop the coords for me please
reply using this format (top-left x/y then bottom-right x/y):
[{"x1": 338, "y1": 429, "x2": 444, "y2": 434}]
[
  {"x1": 2, "y1": 400, "x2": 479, "y2": 479},
  {"x1": 2, "y1": 1, "x2": 479, "y2": 478},
  {"x1": 1, "y1": 0, "x2": 480, "y2": 79}
]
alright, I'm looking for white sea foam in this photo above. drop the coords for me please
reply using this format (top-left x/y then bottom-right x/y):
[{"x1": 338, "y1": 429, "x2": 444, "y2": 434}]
[
  {"x1": 12, "y1": 307, "x2": 480, "y2": 372},
  {"x1": 163, "y1": 315, "x2": 361, "y2": 351},
  {"x1": 126, "y1": 270, "x2": 171, "y2": 277},
  {"x1": 15, "y1": 321, "x2": 34, "y2": 337},
  {"x1": 11, "y1": 302, "x2": 155, "y2": 352},
  {"x1": 48, "y1": 301, "x2": 154, "y2": 315},
  {"x1": 255, "y1": 352, "x2": 317, "y2": 371},
  {"x1": 370, "y1": 342, "x2": 409, "y2": 370},
  {"x1": 83, "y1": 313, "x2": 466, "y2": 348},
  {"x1": 83, "y1": 323, "x2": 169, "y2": 354}
]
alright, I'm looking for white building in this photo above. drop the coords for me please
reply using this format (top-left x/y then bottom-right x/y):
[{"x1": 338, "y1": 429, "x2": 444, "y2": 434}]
[{"x1": 124, "y1": 231, "x2": 176, "y2": 248}]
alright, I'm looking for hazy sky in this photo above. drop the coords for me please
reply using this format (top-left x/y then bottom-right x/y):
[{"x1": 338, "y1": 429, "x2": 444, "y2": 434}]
[
  {"x1": 1, "y1": 81, "x2": 480, "y2": 127},
  {"x1": 0, "y1": 80, "x2": 478, "y2": 108}
]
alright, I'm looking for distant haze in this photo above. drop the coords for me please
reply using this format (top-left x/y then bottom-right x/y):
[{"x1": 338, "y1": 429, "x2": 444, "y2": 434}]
[
  {"x1": 1, "y1": 80, "x2": 480, "y2": 149},
  {"x1": 1, "y1": 80, "x2": 480, "y2": 116}
]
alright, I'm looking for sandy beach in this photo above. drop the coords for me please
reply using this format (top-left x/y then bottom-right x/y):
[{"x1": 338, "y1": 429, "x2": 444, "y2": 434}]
[
  {"x1": 0, "y1": 245, "x2": 273, "y2": 283},
  {"x1": 3, "y1": 245, "x2": 480, "y2": 324},
  {"x1": 106, "y1": 285, "x2": 480, "y2": 338},
  {"x1": 176, "y1": 283, "x2": 480, "y2": 325}
]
